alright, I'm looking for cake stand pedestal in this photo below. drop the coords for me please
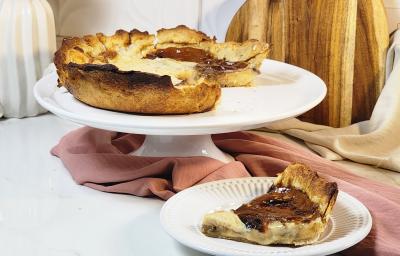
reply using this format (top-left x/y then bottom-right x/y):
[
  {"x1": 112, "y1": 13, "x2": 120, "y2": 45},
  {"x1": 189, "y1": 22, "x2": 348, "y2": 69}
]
[{"x1": 132, "y1": 135, "x2": 234, "y2": 162}]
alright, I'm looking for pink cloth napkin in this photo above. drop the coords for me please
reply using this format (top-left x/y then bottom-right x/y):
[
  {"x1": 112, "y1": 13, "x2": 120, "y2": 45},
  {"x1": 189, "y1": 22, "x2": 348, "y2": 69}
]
[{"x1": 52, "y1": 127, "x2": 400, "y2": 256}]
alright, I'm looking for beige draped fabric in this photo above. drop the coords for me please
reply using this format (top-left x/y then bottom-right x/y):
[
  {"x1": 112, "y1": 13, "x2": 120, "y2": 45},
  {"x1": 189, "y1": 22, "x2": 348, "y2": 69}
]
[{"x1": 264, "y1": 30, "x2": 400, "y2": 172}]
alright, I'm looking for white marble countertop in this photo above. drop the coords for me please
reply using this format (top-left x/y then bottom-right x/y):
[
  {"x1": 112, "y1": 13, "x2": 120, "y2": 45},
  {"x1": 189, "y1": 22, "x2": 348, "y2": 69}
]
[
  {"x1": 0, "y1": 114, "x2": 205, "y2": 256},
  {"x1": 1, "y1": 114, "x2": 398, "y2": 256}
]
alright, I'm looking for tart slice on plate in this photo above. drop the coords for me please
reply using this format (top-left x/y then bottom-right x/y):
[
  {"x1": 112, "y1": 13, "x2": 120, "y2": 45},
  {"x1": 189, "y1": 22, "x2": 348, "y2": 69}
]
[
  {"x1": 201, "y1": 163, "x2": 338, "y2": 246},
  {"x1": 54, "y1": 25, "x2": 269, "y2": 114}
]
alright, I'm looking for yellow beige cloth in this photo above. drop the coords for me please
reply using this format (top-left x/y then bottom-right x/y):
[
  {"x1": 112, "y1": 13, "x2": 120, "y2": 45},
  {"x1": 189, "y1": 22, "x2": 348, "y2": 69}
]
[{"x1": 263, "y1": 30, "x2": 400, "y2": 172}]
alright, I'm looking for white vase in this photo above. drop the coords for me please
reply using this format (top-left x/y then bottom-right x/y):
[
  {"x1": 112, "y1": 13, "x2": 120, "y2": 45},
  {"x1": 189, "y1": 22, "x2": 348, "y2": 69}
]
[{"x1": 0, "y1": 0, "x2": 56, "y2": 118}]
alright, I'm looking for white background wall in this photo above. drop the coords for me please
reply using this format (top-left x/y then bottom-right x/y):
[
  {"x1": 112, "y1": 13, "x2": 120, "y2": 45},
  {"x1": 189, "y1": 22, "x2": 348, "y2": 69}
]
[{"x1": 47, "y1": 0, "x2": 246, "y2": 42}]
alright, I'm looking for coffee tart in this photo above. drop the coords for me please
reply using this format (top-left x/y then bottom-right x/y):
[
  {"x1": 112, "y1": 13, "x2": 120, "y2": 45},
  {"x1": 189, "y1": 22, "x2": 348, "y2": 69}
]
[
  {"x1": 54, "y1": 25, "x2": 269, "y2": 114},
  {"x1": 201, "y1": 163, "x2": 338, "y2": 246}
]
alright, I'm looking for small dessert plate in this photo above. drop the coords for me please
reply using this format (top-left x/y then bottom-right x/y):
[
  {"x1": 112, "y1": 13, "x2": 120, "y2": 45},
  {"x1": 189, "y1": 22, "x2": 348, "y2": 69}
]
[{"x1": 160, "y1": 177, "x2": 372, "y2": 256}]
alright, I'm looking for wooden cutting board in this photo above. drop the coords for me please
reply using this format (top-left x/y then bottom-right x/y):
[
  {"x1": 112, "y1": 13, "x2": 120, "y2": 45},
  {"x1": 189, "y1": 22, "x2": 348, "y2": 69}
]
[{"x1": 226, "y1": 0, "x2": 388, "y2": 127}]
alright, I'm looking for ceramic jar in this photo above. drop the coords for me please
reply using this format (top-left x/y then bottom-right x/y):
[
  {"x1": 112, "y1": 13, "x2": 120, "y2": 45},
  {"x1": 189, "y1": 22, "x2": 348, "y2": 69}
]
[{"x1": 0, "y1": 0, "x2": 56, "y2": 118}]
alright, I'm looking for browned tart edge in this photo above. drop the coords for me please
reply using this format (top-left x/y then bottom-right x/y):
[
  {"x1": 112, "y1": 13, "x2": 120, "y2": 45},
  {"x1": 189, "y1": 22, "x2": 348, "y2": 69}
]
[
  {"x1": 54, "y1": 26, "x2": 223, "y2": 114},
  {"x1": 274, "y1": 163, "x2": 339, "y2": 223}
]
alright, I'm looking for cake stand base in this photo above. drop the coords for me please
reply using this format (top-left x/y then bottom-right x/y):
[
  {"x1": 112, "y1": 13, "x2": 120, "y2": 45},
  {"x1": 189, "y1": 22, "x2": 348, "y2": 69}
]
[{"x1": 131, "y1": 135, "x2": 234, "y2": 163}]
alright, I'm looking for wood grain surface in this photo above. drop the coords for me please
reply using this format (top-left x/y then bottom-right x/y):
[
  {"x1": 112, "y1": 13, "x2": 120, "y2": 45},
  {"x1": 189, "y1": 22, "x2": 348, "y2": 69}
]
[
  {"x1": 353, "y1": 0, "x2": 389, "y2": 123},
  {"x1": 226, "y1": 0, "x2": 388, "y2": 127}
]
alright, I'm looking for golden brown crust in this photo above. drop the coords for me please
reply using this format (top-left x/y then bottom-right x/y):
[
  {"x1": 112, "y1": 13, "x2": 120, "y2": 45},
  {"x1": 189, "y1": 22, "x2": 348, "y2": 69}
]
[
  {"x1": 274, "y1": 163, "x2": 338, "y2": 223},
  {"x1": 197, "y1": 66, "x2": 258, "y2": 87},
  {"x1": 62, "y1": 63, "x2": 220, "y2": 114},
  {"x1": 157, "y1": 25, "x2": 214, "y2": 44}
]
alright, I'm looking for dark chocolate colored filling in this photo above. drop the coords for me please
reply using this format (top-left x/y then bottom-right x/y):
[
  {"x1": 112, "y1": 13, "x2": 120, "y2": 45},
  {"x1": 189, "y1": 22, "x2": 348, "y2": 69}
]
[
  {"x1": 146, "y1": 47, "x2": 248, "y2": 72},
  {"x1": 196, "y1": 59, "x2": 248, "y2": 73},
  {"x1": 234, "y1": 186, "x2": 320, "y2": 232},
  {"x1": 146, "y1": 47, "x2": 213, "y2": 63}
]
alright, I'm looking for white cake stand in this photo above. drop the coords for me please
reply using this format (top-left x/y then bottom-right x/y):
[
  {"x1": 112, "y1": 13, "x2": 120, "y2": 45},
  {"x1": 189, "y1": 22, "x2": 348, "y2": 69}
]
[{"x1": 34, "y1": 60, "x2": 326, "y2": 163}]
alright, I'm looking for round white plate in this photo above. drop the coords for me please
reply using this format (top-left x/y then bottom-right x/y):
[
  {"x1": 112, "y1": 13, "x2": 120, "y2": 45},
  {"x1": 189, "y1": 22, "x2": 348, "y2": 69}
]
[
  {"x1": 34, "y1": 60, "x2": 326, "y2": 135},
  {"x1": 160, "y1": 177, "x2": 372, "y2": 256}
]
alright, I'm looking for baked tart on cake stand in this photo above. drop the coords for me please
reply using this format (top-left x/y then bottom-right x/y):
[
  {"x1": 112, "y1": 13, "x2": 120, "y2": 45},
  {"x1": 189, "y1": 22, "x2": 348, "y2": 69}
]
[{"x1": 34, "y1": 26, "x2": 326, "y2": 162}]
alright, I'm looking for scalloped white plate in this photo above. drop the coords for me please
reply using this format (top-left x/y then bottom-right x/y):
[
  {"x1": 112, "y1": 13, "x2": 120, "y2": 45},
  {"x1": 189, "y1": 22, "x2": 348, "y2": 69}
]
[{"x1": 160, "y1": 177, "x2": 372, "y2": 256}]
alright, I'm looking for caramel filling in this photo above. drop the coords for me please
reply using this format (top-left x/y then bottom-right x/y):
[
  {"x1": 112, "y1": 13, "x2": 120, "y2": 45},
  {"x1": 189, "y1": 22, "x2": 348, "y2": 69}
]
[
  {"x1": 234, "y1": 186, "x2": 320, "y2": 232},
  {"x1": 146, "y1": 47, "x2": 248, "y2": 72},
  {"x1": 147, "y1": 47, "x2": 212, "y2": 63}
]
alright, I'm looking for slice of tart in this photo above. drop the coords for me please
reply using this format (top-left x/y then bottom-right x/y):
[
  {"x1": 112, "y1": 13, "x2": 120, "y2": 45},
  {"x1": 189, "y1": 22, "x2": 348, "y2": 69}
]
[
  {"x1": 201, "y1": 163, "x2": 338, "y2": 246},
  {"x1": 54, "y1": 25, "x2": 269, "y2": 114}
]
